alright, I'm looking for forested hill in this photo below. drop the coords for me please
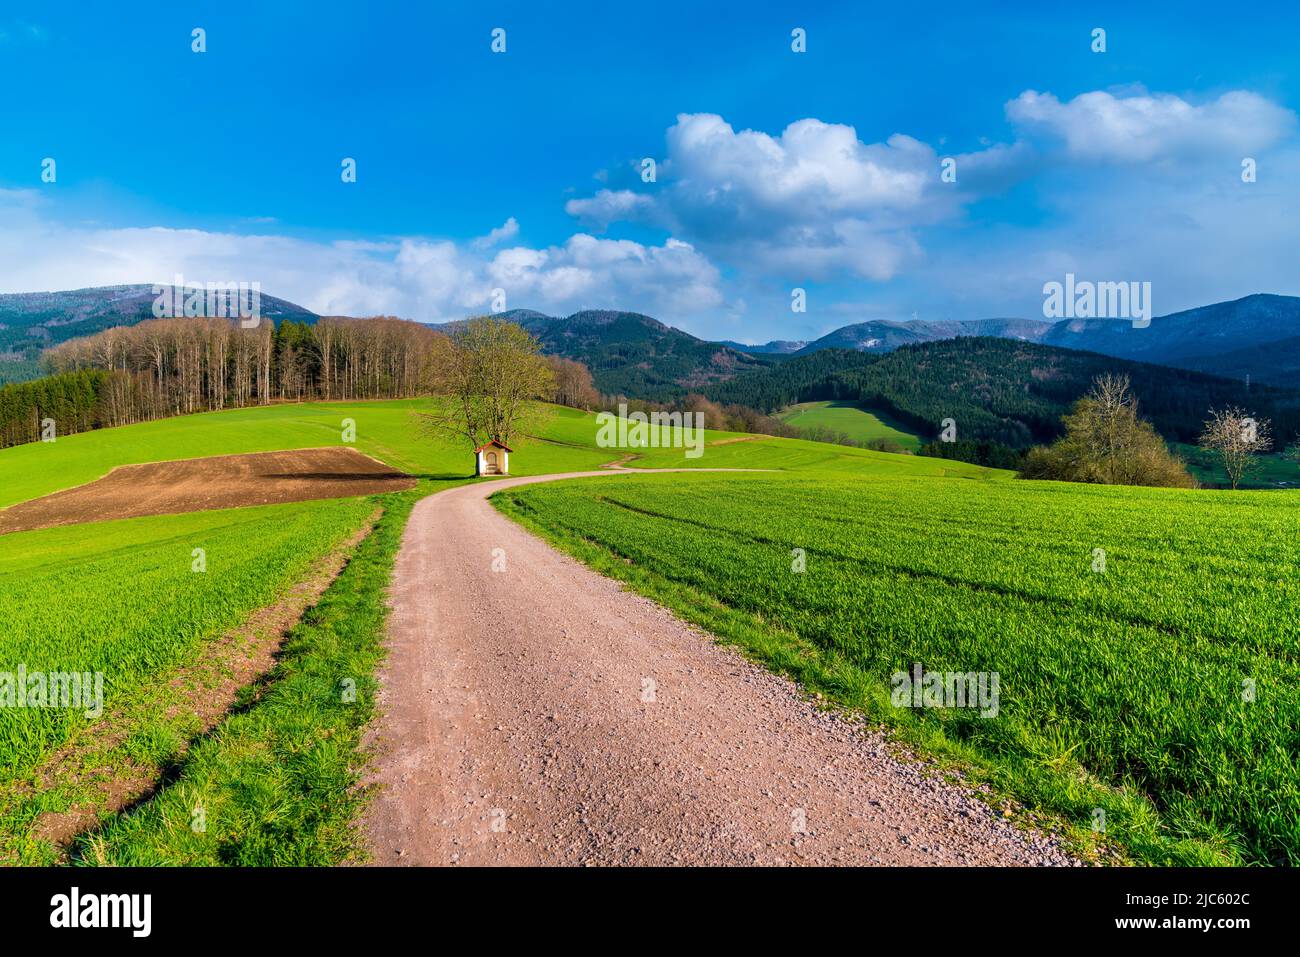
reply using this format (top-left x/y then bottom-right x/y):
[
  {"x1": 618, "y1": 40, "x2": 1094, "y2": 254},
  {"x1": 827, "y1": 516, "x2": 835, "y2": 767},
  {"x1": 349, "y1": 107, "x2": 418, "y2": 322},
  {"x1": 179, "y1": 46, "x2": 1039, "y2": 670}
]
[
  {"x1": 501, "y1": 309, "x2": 774, "y2": 399},
  {"x1": 706, "y1": 337, "x2": 1300, "y2": 448}
]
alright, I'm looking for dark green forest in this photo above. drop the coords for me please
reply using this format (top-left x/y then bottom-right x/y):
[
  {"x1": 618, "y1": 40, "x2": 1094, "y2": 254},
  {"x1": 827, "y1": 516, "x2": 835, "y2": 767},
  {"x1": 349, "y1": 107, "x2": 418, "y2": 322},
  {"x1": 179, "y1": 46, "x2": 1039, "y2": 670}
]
[
  {"x1": 0, "y1": 370, "x2": 114, "y2": 448},
  {"x1": 512, "y1": 310, "x2": 775, "y2": 400},
  {"x1": 706, "y1": 337, "x2": 1300, "y2": 449}
]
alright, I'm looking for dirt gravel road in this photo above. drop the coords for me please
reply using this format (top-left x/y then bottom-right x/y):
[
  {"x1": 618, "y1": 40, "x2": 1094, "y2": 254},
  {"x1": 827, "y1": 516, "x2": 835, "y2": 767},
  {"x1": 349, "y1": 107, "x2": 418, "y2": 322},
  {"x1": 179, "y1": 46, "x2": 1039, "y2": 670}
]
[{"x1": 363, "y1": 471, "x2": 1078, "y2": 866}]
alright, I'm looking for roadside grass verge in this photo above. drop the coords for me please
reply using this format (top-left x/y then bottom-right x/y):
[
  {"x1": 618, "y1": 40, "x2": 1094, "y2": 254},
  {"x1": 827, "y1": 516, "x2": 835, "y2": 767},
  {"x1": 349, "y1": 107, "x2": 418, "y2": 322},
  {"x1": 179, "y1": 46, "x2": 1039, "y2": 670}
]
[
  {"x1": 66, "y1": 481, "x2": 449, "y2": 865},
  {"x1": 0, "y1": 500, "x2": 377, "y2": 780},
  {"x1": 0, "y1": 498, "x2": 380, "y2": 863},
  {"x1": 493, "y1": 471, "x2": 1300, "y2": 866}
]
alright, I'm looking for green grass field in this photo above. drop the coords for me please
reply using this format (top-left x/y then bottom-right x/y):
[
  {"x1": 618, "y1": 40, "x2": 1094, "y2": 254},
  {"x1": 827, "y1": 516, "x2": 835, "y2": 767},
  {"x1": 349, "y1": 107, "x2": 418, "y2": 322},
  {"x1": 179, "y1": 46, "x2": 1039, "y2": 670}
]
[
  {"x1": 0, "y1": 400, "x2": 617, "y2": 508},
  {"x1": 3, "y1": 399, "x2": 899, "y2": 862},
  {"x1": 494, "y1": 470, "x2": 1300, "y2": 866},
  {"x1": 777, "y1": 400, "x2": 924, "y2": 451},
  {"x1": 631, "y1": 432, "x2": 1000, "y2": 477},
  {"x1": 0, "y1": 398, "x2": 988, "y2": 509},
  {"x1": 69, "y1": 483, "x2": 430, "y2": 865},
  {"x1": 0, "y1": 497, "x2": 384, "y2": 862},
  {"x1": 3, "y1": 396, "x2": 1296, "y2": 866},
  {"x1": 0, "y1": 398, "x2": 615, "y2": 863}
]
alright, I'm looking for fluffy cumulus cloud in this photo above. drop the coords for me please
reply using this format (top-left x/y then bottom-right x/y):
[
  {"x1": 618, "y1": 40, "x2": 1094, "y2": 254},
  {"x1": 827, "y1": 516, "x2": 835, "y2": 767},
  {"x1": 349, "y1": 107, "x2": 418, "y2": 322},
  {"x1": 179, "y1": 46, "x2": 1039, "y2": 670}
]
[
  {"x1": 564, "y1": 190, "x2": 656, "y2": 230},
  {"x1": 666, "y1": 114, "x2": 935, "y2": 220},
  {"x1": 483, "y1": 233, "x2": 722, "y2": 315},
  {"x1": 1005, "y1": 89, "x2": 1295, "y2": 163},
  {"x1": 0, "y1": 191, "x2": 722, "y2": 322},
  {"x1": 560, "y1": 88, "x2": 1299, "y2": 310},
  {"x1": 561, "y1": 111, "x2": 1026, "y2": 282},
  {"x1": 607, "y1": 113, "x2": 952, "y2": 281},
  {"x1": 469, "y1": 216, "x2": 520, "y2": 250}
]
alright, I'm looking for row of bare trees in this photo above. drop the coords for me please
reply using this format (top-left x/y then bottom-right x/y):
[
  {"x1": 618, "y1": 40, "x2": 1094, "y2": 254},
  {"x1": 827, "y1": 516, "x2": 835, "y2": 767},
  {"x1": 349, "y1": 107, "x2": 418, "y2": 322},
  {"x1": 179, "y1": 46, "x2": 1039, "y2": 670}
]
[
  {"x1": 43, "y1": 316, "x2": 451, "y2": 425},
  {"x1": 546, "y1": 356, "x2": 601, "y2": 411}
]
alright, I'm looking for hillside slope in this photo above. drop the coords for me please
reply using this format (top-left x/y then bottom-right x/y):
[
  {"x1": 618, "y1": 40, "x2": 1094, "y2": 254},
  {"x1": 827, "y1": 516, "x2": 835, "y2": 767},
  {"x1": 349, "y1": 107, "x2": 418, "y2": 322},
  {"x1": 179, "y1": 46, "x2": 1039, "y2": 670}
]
[
  {"x1": 501, "y1": 308, "x2": 774, "y2": 399},
  {"x1": 708, "y1": 337, "x2": 1300, "y2": 447}
]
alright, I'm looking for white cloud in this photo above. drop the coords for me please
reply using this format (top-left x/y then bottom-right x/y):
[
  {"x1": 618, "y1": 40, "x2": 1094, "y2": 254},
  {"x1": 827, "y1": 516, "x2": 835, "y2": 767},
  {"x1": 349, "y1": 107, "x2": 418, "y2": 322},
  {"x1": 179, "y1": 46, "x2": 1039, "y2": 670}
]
[
  {"x1": 600, "y1": 113, "x2": 958, "y2": 281},
  {"x1": 470, "y1": 216, "x2": 520, "y2": 250},
  {"x1": 564, "y1": 190, "x2": 656, "y2": 230},
  {"x1": 563, "y1": 112, "x2": 1019, "y2": 282},
  {"x1": 562, "y1": 89, "x2": 1298, "y2": 297},
  {"x1": 0, "y1": 193, "x2": 723, "y2": 323},
  {"x1": 1005, "y1": 89, "x2": 1296, "y2": 163},
  {"x1": 487, "y1": 234, "x2": 722, "y2": 315},
  {"x1": 666, "y1": 114, "x2": 935, "y2": 220}
]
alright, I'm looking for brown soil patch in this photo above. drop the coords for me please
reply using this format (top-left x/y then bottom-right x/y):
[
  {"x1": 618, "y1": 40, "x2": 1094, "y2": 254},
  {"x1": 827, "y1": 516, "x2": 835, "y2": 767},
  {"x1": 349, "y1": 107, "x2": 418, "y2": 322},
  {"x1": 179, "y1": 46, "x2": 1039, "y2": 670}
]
[
  {"x1": 0, "y1": 447, "x2": 414, "y2": 536},
  {"x1": 7, "y1": 510, "x2": 380, "y2": 860}
]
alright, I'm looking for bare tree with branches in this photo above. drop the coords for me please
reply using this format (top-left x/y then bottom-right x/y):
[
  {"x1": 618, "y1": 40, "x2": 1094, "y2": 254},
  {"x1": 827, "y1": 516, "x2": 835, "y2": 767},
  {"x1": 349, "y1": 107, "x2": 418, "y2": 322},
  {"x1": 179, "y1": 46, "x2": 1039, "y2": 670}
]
[
  {"x1": 417, "y1": 316, "x2": 554, "y2": 452},
  {"x1": 1199, "y1": 407, "x2": 1273, "y2": 489}
]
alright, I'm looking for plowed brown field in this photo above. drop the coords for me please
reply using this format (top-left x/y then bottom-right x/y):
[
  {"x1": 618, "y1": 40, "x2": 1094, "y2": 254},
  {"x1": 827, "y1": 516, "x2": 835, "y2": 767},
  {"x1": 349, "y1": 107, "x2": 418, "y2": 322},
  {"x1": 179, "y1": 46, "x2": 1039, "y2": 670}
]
[{"x1": 0, "y1": 447, "x2": 414, "y2": 535}]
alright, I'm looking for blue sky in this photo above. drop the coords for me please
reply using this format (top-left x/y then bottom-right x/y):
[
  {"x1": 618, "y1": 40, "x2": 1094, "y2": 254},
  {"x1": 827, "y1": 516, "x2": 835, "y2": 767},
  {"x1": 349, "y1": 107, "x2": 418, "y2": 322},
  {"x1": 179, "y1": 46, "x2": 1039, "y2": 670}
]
[{"x1": 2, "y1": 1, "x2": 1298, "y2": 341}]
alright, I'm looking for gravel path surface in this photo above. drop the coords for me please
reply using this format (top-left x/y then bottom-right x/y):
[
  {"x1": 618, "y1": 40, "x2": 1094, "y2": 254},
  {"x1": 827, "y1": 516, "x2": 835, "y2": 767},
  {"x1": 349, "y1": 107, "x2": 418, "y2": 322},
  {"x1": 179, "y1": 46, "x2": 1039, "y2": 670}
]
[{"x1": 362, "y1": 471, "x2": 1078, "y2": 866}]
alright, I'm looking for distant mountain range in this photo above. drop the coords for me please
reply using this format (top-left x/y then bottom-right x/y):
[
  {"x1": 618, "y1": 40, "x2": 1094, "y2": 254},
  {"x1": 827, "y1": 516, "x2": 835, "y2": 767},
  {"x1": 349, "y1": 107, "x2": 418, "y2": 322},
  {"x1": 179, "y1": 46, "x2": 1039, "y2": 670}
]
[
  {"x1": 495, "y1": 294, "x2": 1299, "y2": 397},
  {"x1": 729, "y1": 318, "x2": 1050, "y2": 357},
  {"x1": 1038, "y1": 294, "x2": 1299, "y2": 381},
  {"x1": 717, "y1": 339, "x2": 808, "y2": 355},
  {"x1": 0, "y1": 285, "x2": 317, "y2": 359},
  {"x1": 722, "y1": 295, "x2": 1300, "y2": 386},
  {"x1": 2, "y1": 286, "x2": 1296, "y2": 399}
]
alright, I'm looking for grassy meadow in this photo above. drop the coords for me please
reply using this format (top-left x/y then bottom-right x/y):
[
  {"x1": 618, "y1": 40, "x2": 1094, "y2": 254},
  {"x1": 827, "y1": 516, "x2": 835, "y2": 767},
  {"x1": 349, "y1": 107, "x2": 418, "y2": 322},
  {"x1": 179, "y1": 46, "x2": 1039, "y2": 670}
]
[
  {"x1": 494, "y1": 470, "x2": 1300, "y2": 866},
  {"x1": 631, "y1": 431, "x2": 1001, "y2": 477},
  {"x1": 0, "y1": 398, "x2": 612, "y2": 862},
  {"x1": 777, "y1": 399, "x2": 924, "y2": 450},
  {"x1": 0, "y1": 399, "x2": 617, "y2": 508},
  {"x1": 69, "y1": 483, "x2": 431, "y2": 865}
]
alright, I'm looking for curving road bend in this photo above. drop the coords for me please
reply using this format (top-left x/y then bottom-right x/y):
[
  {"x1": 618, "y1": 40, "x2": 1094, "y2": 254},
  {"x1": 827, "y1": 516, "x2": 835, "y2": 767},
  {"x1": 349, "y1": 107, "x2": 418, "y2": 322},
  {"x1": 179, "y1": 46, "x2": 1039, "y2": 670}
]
[{"x1": 361, "y1": 471, "x2": 1077, "y2": 866}]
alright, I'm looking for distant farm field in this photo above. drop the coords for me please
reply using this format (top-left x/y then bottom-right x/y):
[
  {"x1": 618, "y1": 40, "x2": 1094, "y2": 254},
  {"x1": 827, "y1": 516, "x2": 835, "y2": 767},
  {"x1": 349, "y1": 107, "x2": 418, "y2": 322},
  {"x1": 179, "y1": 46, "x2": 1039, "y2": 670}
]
[
  {"x1": 777, "y1": 399, "x2": 924, "y2": 450},
  {"x1": 494, "y1": 471, "x2": 1300, "y2": 865},
  {"x1": 630, "y1": 432, "x2": 1000, "y2": 477}
]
